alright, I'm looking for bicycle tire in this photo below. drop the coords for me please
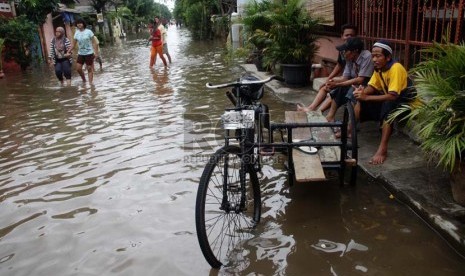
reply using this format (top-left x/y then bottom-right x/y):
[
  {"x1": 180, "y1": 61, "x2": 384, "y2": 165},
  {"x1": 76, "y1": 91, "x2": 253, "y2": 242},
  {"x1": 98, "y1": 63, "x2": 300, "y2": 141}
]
[
  {"x1": 195, "y1": 145, "x2": 261, "y2": 268},
  {"x1": 338, "y1": 103, "x2": 358, "y2": 186}
]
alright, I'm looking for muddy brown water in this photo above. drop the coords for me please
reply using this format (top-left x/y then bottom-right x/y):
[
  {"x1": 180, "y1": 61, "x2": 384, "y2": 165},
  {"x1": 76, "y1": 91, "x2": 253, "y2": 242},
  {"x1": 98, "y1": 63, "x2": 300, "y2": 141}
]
[{"x1": 0, "y1": 27, "x2": 464, "y2": 275}]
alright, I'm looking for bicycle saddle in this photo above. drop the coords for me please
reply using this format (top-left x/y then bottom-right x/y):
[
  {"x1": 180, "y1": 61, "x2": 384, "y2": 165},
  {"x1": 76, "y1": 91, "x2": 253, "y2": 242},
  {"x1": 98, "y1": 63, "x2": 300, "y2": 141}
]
[{"x1": 239, "y1": 75, "x2": 264, "y2": 101}]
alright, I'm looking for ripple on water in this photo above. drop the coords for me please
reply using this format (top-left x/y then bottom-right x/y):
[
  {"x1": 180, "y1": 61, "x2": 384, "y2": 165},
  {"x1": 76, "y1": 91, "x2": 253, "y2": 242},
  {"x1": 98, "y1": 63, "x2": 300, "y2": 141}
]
[{"x1": 51, "y1": 207, "x2": 98, "y2": 219}]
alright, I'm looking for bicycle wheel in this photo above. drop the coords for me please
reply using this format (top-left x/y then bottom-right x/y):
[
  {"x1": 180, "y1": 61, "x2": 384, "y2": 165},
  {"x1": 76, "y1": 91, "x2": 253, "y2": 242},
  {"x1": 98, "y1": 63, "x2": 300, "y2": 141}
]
[{"x1": 195, "y1": 145, "x2": 261, "y2": 268}]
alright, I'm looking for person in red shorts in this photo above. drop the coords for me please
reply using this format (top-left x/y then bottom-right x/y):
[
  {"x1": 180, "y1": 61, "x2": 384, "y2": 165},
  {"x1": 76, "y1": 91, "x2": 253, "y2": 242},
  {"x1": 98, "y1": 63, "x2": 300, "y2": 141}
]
[{"x1": 149, "y1": 16, "x2": 168, "y2": 69}]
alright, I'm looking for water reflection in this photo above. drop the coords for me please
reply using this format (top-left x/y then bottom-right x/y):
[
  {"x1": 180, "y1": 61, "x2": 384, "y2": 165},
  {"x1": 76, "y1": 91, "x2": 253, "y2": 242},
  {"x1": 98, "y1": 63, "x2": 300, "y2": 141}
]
[
  {"x1": 151, "y1": 68, "x2": 172, "y2": 95},
  {"x1": 0, "y1": 27, "x2": 464, "y2": 275},
  {"x1": 312, "y1": 239, "x2": 368, "y2": 257}
]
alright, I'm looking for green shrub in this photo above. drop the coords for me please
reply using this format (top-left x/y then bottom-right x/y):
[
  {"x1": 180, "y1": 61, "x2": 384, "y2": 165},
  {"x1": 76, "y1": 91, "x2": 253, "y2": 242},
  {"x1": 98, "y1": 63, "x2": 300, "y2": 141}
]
[
  {"x1": 389, "y1": 39, "x2": 465, "y2": 172},
  {"x1": 0, "y1": 16, "x2": 36, "y2": 70}
]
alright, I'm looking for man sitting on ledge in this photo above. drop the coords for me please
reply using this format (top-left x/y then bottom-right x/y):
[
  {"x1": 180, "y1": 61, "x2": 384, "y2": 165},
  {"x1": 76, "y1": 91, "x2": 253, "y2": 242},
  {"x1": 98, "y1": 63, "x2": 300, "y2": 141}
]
[
  {"x1": 297, "y1": 23, "x2": 358, "y2": 113},
  {"x1": 352, "y1": 40, "x2": 411, "y2": 165},
  {"x1": 323, "y1": 37, "x2": 374, "y2": 124}
]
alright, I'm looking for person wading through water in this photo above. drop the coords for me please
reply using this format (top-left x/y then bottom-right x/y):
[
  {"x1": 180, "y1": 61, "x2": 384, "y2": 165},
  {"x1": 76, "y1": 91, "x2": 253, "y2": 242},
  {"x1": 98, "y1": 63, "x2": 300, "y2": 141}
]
[{"x1": 149, "y1": 16, "x2": 168, "y2": 69}]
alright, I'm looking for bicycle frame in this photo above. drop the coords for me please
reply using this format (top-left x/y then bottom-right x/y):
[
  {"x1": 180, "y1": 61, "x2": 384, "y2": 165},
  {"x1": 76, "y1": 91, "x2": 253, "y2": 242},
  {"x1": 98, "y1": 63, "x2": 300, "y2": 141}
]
[
  {"x1": 208, "y1": 73, "x2": 356, "y2": 202},
  {"x1": 197, "y1": 74, "x2": 358, "y2": 268}
]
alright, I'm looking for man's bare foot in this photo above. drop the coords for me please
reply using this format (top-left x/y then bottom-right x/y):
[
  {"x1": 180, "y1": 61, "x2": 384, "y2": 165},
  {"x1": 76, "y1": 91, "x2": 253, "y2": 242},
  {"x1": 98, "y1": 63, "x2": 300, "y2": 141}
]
[
  {"x1": 334, "y1": 129, "x2": 351, "y2": 139},
  {"x1": 296, "y1": 103, "x2": 317, "y2": 112},
  {"x1": 296, "y1": 103, "x2": 310, "y2": 112},
  {"x1": 369, "y1": 149, "x2": 387, "y2": 165},
  {"x1": 333, "y1": 121, "x2": 352, "y2": 139}
]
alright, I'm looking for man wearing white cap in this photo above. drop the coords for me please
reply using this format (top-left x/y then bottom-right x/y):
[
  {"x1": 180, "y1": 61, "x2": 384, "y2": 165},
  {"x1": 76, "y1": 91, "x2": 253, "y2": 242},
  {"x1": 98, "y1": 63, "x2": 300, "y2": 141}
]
[{"x1": 352, "y1": 40, "x2": 410, "y2": 165}]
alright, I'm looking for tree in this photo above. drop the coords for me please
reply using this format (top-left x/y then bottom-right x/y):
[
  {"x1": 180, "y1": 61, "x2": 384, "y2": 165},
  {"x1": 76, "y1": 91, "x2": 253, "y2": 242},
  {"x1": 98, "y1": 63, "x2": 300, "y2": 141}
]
[
  {"x1": 154, "y1": 3, "x2": 172, "y2": 21},
  {"x1": 0, "y1": 15, "x2": 36, "y2": 70},
  {"x1": 16, "y1": 0, "x2": 60, "y2": 25},
  {"x1": 89, "y1": 0, "x2": 109, "y2": 13},
  {"x1": 88, "y1": 0, "x2": 112, "y2": 39},
  {"x1": 123, "y1": 0, "x2": 156, "y2": 19},
  {"x1": 174, "y1": 0, "x2": 228, "y2": 39}
]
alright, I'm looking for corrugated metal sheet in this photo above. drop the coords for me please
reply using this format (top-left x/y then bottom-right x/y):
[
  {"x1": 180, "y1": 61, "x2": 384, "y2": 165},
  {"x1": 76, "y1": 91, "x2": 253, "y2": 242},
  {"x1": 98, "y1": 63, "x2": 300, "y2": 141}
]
[{"x1": 306, "y1": 0, "x2": 335, "y2": 25}]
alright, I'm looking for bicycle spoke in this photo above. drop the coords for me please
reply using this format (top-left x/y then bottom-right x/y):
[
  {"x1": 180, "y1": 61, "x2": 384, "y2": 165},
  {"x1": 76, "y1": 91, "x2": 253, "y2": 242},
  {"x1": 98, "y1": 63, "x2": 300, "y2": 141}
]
[{"x1": 196, "y1": 146, "x2": 261, "y2": 268}]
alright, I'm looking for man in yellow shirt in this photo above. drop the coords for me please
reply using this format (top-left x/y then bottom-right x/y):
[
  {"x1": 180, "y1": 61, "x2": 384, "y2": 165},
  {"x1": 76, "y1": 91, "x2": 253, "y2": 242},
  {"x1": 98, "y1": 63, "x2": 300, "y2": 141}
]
[{"x1": 353, "y1": 40, "x2": 414, "y2": 165}]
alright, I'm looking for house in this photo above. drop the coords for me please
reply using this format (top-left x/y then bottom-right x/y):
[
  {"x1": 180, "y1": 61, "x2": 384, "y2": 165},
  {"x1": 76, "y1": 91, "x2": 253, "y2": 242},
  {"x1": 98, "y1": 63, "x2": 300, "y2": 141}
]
[
  {"x1": 41, "y1": 1, "x2": 100, "y2": 62},
  {"x1": 0, "y1": 0, "x2": 14, "y2": 18},
  {"x1": 41, "y1": 4, "x2": 85, "y2": 61},
  {"x1": 1, "y1": 0, "x2": 129, "y2": 73},
  {"x1": 306, "y1": 0, "x2": 464, "y2": 71}
]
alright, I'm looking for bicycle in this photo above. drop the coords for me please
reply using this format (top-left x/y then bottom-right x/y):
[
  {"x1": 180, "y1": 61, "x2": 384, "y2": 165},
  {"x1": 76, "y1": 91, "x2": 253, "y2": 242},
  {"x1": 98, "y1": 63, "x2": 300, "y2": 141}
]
[{"x1": 195, "y1": 74, "x2": 358, "y2": 268}]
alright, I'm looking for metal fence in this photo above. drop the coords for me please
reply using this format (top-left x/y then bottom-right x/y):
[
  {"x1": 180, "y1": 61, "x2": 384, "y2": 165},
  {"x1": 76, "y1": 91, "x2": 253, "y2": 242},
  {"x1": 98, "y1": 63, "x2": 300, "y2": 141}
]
[{"x1": 348, "y1": 0, "x2": 464, "y2": 69}]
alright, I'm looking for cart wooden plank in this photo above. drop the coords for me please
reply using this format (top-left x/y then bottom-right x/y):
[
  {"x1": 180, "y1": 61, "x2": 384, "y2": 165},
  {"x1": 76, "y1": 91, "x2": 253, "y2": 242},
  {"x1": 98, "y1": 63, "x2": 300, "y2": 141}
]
[
  {"x1": 285, "y1": 111, "x2": 326, "y2": 182},
  {"x1": 306, "y1": 111, "x2": 340, "y2": 162}
]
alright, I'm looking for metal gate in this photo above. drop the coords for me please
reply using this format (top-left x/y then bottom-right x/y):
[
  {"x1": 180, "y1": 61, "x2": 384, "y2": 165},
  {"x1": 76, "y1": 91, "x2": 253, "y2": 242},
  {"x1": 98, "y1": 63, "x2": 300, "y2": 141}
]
[{"x1": 348, "y1": 0, "x2": 464, "y2": 69}]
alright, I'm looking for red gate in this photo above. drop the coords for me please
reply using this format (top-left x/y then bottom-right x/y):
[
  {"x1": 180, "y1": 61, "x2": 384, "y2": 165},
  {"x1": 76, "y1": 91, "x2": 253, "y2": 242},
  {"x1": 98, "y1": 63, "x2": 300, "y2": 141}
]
[{"x1": 348, "y1": 0, "x2": 464, "y2": 69}]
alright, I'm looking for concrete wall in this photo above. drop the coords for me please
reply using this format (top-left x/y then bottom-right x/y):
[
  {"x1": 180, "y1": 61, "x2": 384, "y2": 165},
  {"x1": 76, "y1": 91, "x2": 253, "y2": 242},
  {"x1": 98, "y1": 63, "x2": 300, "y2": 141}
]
[
  {"x1": 316, "y1": 35, "x2": 342, "y2": 63},
  {"x1": 43, "y1": 14, "x2": 54, "y2": 59},
  {"x1": 313, "y1": 35, "x2": 344, "y2": 77}
]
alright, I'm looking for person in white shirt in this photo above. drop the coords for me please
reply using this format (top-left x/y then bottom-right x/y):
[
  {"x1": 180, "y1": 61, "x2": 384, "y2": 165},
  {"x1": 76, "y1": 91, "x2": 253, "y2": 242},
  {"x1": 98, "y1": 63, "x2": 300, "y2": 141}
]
[{"x1": 157, "y1": 17, "x2": 172, "y2": 64}]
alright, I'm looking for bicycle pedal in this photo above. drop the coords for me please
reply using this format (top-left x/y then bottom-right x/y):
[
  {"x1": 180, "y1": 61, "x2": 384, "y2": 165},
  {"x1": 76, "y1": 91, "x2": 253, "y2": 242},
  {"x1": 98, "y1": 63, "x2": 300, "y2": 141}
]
[{"x1": 260, "y1": 147, "x2": 275, "y2": 156}]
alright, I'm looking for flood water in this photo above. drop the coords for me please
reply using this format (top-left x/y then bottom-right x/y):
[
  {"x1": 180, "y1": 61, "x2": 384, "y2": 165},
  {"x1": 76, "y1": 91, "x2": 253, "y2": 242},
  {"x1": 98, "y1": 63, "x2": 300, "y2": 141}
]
[{"x1": 0, "y1": 27, "x2": 464, "y2": 276}]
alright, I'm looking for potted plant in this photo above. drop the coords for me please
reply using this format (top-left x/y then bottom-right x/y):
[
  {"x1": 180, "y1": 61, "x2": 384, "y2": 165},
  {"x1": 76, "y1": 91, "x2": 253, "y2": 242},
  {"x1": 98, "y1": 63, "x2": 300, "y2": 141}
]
[
  {"x1": 389, "y1": 39, "x2": 465, "y2": 205},
  {"x1": 261, "y1": 0, "x2": 323, "y2": 86},
  {"x1": 242, "y1": 0, "x2": 274, "y2": 72}
]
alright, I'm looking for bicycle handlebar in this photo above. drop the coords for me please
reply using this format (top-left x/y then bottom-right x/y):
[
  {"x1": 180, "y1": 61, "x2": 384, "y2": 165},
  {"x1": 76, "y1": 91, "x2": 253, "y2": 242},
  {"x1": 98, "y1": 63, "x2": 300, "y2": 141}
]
[{"x1": 206, "y1": 75, "x2": 284, "y2": 89}]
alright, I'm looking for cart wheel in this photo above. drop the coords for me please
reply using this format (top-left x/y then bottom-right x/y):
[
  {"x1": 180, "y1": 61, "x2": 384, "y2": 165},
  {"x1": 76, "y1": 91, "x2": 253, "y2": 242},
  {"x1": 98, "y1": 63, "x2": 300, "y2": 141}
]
[
  {"x1": 195, "y1": 146, "x2": 261, "y2": 268},
  {"x1": 346, "y1": 103, "x2": 358, "y2": 186}
]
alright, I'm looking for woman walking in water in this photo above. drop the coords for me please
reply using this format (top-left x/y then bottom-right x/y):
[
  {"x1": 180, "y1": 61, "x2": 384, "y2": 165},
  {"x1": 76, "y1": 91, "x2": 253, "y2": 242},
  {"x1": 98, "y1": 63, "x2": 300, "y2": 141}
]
[
  {"x1": 149, "y1": 16, "x2": 168, "y2": 69},
  {"x1": 48, "y1": 27, "x2": 72, "y2": 86},
  {"x1": 69, "y1": 19, "x2": 99, "y2": 83}
]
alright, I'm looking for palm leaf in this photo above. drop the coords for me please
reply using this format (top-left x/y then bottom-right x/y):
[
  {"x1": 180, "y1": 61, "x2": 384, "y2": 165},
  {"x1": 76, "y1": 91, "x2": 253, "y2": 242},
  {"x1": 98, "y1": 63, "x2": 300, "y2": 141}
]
[{"x1": 389, "y1": 38, "x2": 465, "y2": 172}]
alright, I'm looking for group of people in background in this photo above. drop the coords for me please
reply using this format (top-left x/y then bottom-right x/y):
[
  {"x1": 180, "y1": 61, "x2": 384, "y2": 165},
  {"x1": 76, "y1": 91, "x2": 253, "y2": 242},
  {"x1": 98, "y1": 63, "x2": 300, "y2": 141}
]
[
  {"x1": 149, "y1": 16, "x2": 172, "y2": 68},
  {"x1": 48, "y1": 15, "x2": 173, "y2": 86},
  {"x1": 48, "y1": 18, "x2": 100, "y2": 85},
  {"x1": 298, "y1": 23, "x2": 415, "y2": 166}
]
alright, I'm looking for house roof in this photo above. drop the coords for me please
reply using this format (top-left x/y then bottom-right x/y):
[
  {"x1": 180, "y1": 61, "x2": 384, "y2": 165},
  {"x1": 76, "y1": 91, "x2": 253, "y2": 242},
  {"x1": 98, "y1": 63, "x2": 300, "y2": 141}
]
[{"x1": 58, "y1": 3, "x2": 96, "y2": 14}]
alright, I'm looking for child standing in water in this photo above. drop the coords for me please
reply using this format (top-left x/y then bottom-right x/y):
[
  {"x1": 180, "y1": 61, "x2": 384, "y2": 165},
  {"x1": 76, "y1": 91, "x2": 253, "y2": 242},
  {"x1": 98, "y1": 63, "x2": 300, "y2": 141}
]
[{"x1": 69, "y1": 18, "x2": 99, "y2": 83}]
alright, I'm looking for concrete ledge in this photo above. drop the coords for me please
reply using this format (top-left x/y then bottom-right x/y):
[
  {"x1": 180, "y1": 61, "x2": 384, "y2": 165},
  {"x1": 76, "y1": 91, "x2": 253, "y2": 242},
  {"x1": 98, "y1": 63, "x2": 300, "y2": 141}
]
[{"x1": 312, "y1": 77, "x2": 327, "y2": 91}]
